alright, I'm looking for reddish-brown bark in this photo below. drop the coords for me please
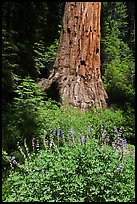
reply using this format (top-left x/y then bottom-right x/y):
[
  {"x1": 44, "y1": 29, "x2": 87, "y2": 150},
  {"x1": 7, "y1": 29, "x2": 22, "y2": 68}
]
[{"x1": 38, "y1": 2, "x2": 108, "y2": 110}]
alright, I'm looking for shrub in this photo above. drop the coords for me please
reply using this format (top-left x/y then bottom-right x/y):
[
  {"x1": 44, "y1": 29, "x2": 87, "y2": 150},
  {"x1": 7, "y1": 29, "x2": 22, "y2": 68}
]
[
  {"x1": 3, "y1": 94, "x2": 135, "y2": 153},
  {"x1": 2, "y1": 149, "x2": 11, "y2": 182},
  {"x1": 33, "y1": 38, "x2": 59, "y2": 77},
  {"x1": 101, "y1": 2, "x2": 135, "y2": 107},
  {"x1": 2, "y1": 138, "x2": 134, "y2": 202},
  {"x1": 2, "y1": 76, "x2": 47, "y2": 151}
]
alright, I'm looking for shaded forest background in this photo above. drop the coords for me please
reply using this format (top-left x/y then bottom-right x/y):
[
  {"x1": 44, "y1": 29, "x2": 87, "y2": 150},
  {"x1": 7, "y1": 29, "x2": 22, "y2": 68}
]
[{"x1": 2, "y1": 2, "x2": 135, "y2": 152}]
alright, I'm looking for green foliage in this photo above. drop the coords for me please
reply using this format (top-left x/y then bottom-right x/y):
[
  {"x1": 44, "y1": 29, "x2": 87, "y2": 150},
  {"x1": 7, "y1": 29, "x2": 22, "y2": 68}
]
[
  {"x1": 121, "y1": 106, "x2": 135, "y2": 143},
  {"x1": 2, "y1": 149, "x2": 11, "y2": 181},
  {"x1": 2, "y1": 2, "x2": 63, "y2": 109},
  {"x1": 126, "y1": 2, "x2": 135, "y2": 56},
  {"x1": 3, "y1": 93, "x2": 135, "y2": 153},
  {"x1": 2, "y1": 3, "x2": 135, "y2": 201},
  {"x1": 101, "y1": 2, "x2": 135, "y2": 107},
  {"x1": 14, "y1": 76, "x2": 44, "y2": 101},
  {"x1": 2, "y1": 140, "x2": 135, "y2": 202},
  {"x1": 45, "y1": 39, "x2": 59, "y2": 63},
  {"x1": 39, "y1": 105, "x2": 134, "y2": 144},
  {"x1": 2, "y1": 28, "x2": 20, "y2": 106},
  {"x1": 33, "y1": 38, "x2": 59, "y2": 75},
  {"x1": 33, "y1": 41, "x2": 47, "y2": 73},
  {"x1": 2, "y1": 76, "x2": 47, "y2": 151}
]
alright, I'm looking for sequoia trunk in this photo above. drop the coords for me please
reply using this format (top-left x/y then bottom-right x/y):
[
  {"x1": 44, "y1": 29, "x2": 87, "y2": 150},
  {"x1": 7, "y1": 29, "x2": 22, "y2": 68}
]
[{"x1": 38, "y1": 2, "x2": 108, "y2": 110}]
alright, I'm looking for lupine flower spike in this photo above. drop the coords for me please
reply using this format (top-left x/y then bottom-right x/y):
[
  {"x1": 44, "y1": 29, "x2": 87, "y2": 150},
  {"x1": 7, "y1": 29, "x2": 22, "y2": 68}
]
[
  {"x1": 68, "y1": 128, "x2": 75, "y2": 144},
  {"x1": 56, "y1": 127, "x2": 61, "y2": 145},
  {"x1": 32, "y1": 138, "x2": 35, "y2": 152},
  {"x1": 80, "y1": 136, "x2": 85, "y2": 144},
  {"x1": 61, "y1": 130, "x2": 65, "y2": 144},
  {"x1": 36, "y1": 139, "x2": 40, "y2": 152},
  {"x1": 17, "y1": 141, "x2": 27, "y2": 162},
  {"x1": 24, "y1": 138, "x2": 30, "y2": 159}
]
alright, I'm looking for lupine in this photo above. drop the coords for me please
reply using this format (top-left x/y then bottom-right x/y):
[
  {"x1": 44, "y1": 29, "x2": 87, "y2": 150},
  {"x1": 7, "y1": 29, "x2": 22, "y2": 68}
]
[
  {"x1": 36, "y1": 139, "x2": 40, "y2": 152},
  {"x1": 68, "y1": 128, "x2": 74, "y2": 136},
  {"x1": 24, "y1": 138, "x2": 30, "y2": 159},
  {"x1": 114, "y1": 127, "x2": 122, "y2": 138},
  {"x1": 57, "y1": 127, "x2": 61, "y2": 137},
  {"x1": 49, "y1": 133, "x2": 54, "y2": 146},
  {"x1": 43, "y1": 138, "x2": 49, "y2": 149},
  {"x1": 112, "y1": 128, "x2": 128, "y2": 174},
  {"x1": 68, "y1": 128, "x2": 75, "y2": 144},
  {"x1": 10, "y1": 126, "x2": 129, "y2": 177},
  {"x1": 80, "y1": 136, "x2": 85, "y2": 144},
  {"x1": 41, "y1": 169, "x2": 45, "y2": 174},
  {"x1": 10, "y1": 156, "x2": 17, "y2": 165},
  {"x1": 114, "y1": 164, "x2": 124, "y2": 173},
  {"x1": 120, "y1": 138, "x2": 128, "y2": 153},
  {"x1": 114, "y1": 127, "x2": 119, "y2": 134},
  {"x1": 120, "y1": 138, "x2": 127, "y2": 147},
  {"x1": 113, "y1": 127, "x2": 128, "y2": 150},
  {"x1": 10, "y1": 156, "x2": 32, "y2": 172},
  {"x1": 56, "y1": 127, "x2": 61, "y2": 145},
  {"x1": 61, "y1": 130, "x2": 65, "y2": 144},
  {"x1": 17, "y1": 141, "x2": 27, "y2": 162}
]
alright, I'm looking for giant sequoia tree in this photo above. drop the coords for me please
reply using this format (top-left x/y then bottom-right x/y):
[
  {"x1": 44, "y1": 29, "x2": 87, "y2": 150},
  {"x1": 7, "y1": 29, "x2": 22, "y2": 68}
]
[{"x1": 38, "y1": 2, "x2": 108, "y2": 110}]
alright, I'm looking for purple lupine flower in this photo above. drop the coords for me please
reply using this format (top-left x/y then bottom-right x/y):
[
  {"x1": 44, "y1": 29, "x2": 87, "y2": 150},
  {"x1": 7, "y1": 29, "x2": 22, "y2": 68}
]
[
  {"x1": 80, "y1": 136, "x2": 85, "y2": 144},
  {"x1": 36, "y1": 139, "x2": 40, "y2": 152},
  {"x1": 11, "y1": 156, "x2": 16, "y2": 161},
  {"x1": 123, "y1": 139, "x2": 128, "y2": 151},
  {"x1": 57, "y1": 128, "x2": 61, "y2": 137},
  {"x1": 114, "y1": 127, "x2": 118, "y2": 133},
  {"x1": 61, "y1": 130, "x2": 65, "y2": 143},
  {"x1": 57, "y1": 128, "x2": 61, "y2": 136},
  {"x1": 45, "y1": 140, "x2": 49, "y2": 147},
  {"x1": 12, "y1": 160, "x2": 17, "y2": 165},
  {"x1": 68, "y1": 128, "x2": 75, "y2": 144},
  {"x1": 120, "y1": 138, "x2": 128, "y2": 152},
  {"x1": 119, "y1": 138, "x2": 126, "y2": 148},
  {"x1": 122, "y1": 139, "x2": 127, "y2": 145},
  {"x1": 56, "y1": 128, "x2": 60, "y2": 145},
  {"x1": 116, "y1": 164, "x2": 124, "y2": 172},
  {"x1": 114, "y1": 127, "x2": 122, "y2": 138},
  {"x1": 10, "y1": 156, "x2": 17, "y2": 165},
  {"x1": 68, "y1": 129, "x2": 72, "y2": 136},
  {"x1": 41, "y1": 169, "x2": 45, "y2": 174}
]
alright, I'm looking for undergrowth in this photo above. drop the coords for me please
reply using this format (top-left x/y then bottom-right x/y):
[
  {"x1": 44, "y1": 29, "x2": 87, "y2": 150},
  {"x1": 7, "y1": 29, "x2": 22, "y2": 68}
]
[
  {"x1": 2, "y1": 131, "x2": 135, "y2": 202},
  {"x1": 2, "y1": 79, "x2": 135, "y2": 202}
]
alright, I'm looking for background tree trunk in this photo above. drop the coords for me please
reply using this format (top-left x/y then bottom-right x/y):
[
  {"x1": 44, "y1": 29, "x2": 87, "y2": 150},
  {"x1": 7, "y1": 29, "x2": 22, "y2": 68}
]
[{"x1": 38, "y1": 2, "x2": 108, "y2": 110}]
